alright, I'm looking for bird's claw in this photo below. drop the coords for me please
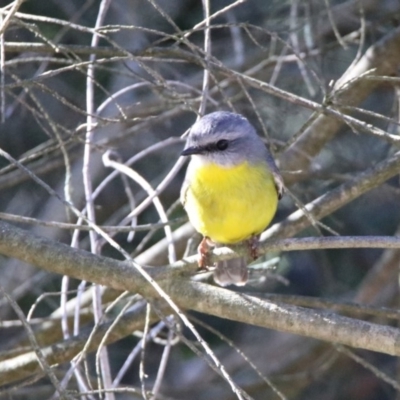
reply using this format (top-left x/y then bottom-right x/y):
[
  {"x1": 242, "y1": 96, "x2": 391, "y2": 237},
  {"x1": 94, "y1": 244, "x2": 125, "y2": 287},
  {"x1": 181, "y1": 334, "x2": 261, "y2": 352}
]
[
  {"x1": 247, "y1": 235, "x2": 260, "y2": 261},
  {"x1": 198, "y1": 236, "x2": 213, "y2": 270}
]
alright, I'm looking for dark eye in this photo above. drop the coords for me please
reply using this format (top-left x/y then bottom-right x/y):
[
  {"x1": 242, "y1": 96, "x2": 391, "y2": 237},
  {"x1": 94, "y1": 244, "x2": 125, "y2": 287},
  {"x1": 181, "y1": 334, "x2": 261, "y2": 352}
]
[{"x1": 216, "y1": 139, "x2": 229, "y2": 151}]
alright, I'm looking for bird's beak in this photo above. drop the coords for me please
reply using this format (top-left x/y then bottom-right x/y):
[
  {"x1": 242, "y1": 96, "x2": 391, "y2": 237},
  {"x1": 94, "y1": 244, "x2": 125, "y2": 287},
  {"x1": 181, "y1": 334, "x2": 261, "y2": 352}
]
[{"x1": 181, "y1": 146, "x2": 203, "y2": 156}]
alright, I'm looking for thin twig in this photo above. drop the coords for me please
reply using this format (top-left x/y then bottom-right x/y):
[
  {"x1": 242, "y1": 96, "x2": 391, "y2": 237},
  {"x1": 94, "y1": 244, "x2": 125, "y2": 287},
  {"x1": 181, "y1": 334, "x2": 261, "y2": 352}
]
[
  {"x1": 0, "y1": 287, "x2": 72, "y2": 400},
  {"x1": 0, "y1": 0, "x2": 25, "y2": 35}
]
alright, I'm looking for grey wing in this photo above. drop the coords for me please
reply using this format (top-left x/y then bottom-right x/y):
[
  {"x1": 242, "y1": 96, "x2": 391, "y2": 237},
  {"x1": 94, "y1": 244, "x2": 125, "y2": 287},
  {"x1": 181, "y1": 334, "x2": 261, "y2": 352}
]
[{"x1": 265, "y1": 149, "x2": 284, "y2": 200}]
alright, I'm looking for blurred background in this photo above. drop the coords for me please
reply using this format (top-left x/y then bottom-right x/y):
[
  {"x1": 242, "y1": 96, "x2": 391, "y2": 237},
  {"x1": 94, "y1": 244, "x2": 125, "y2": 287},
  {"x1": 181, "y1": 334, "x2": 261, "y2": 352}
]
[{"x1": 1, "y1": 0, "x2": 400, "y2": 399}]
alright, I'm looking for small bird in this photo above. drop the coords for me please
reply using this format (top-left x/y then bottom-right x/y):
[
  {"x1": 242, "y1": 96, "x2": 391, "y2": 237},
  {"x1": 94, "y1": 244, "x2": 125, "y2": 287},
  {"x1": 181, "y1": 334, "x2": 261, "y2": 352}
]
[{"x1": 180, "y1": 111, "x2": 283, "y2": 286}]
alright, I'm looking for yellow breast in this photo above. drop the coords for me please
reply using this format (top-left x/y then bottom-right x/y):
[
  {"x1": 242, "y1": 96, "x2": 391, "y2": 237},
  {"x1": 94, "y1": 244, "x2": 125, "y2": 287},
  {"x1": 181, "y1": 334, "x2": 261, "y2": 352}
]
[{"x1": 183, "y1": 160, "x2": 278, "y2": 244}]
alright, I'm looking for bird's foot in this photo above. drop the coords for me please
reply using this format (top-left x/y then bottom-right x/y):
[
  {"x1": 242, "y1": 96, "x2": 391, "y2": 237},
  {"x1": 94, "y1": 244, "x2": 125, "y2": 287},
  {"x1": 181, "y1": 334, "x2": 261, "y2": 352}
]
[
  {"x1": 247, "y1": 235, "x2": 260, "y2": 261},
  {"x1": 197, "y1": 236, "x2": 214, "y2": 270}
]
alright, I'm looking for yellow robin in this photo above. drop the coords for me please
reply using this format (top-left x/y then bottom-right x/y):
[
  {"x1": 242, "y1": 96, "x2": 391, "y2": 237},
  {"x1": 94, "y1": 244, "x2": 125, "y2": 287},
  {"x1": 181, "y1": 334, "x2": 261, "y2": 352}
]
[{"x1": 180, "y1": 111, "x2": 283, "y2": 286}]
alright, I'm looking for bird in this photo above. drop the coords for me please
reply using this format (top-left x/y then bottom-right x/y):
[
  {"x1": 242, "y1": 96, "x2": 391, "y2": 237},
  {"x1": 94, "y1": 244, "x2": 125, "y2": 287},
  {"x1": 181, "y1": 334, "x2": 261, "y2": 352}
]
[{"x1": 180, "y1": 111, "x2": 283, "y2": 286}]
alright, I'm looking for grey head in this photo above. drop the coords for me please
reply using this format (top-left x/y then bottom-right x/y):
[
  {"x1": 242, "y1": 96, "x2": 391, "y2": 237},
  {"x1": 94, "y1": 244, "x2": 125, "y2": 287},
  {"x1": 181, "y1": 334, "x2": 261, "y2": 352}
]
[{"x1": 181, "y1": 111, "x2": 269, "y2": 166}]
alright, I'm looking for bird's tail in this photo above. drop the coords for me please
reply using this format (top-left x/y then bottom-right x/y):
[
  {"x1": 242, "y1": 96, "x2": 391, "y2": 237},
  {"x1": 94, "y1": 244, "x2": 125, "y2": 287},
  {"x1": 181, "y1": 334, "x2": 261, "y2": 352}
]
[{"x1": 213, "y1": 257, "x2": 248, "y2": 286}]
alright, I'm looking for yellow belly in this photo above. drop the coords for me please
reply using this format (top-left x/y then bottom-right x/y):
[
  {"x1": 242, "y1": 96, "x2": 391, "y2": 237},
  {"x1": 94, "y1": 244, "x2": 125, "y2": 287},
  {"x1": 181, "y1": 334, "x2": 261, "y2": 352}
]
[{"x1": 184, "y1": 161, "x2": 278, "y2": 244}]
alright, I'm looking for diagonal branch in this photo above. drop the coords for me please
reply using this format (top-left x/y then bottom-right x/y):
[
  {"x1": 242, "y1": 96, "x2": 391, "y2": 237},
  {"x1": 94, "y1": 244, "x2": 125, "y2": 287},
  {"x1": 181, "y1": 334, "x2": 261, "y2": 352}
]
[
  {"x1": 2, "y1": 219, "x2": 400, "y2": 387},
  {"x1": 279, "y1": 25, "x2": 400, "y2": 181}
]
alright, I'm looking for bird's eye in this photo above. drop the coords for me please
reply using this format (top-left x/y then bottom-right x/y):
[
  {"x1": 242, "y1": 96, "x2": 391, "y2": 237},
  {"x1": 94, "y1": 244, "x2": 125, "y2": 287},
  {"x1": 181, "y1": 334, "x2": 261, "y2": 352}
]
[{"x1": 216, "y1": 139, "x2": 229, "y2": 151}]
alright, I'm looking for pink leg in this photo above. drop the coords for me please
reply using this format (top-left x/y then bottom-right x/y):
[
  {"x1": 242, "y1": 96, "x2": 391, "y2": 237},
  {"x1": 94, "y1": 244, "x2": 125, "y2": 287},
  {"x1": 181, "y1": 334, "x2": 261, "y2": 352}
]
[
  {"x1": 198, "y1": 236, "x2": 211, "y2": 270},
  {"x1": 247, "y1": 235, "x2": 260, "y2": 261}
]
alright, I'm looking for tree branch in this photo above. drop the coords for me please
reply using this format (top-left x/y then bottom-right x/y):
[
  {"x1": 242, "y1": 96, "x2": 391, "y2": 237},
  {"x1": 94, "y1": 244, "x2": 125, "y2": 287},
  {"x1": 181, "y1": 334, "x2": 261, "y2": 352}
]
[
  {"x1": 280, "y1": 25, "x2": 400, "y2": 181},
  {"x1": 1, "y1": 220, "x2": 400, "y2": 386}
]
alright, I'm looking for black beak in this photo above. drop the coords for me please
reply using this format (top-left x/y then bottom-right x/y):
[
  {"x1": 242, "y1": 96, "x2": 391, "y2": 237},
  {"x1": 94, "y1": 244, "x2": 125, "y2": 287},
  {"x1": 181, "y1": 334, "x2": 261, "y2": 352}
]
[{"x1": 181, "y1": 146, "x2": 203, "y2": 156}]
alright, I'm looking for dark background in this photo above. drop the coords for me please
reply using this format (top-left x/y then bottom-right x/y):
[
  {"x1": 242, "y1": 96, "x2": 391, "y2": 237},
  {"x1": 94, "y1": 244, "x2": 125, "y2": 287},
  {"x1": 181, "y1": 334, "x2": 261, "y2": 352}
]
[{"x1": 1, "y1": 0, "x2": 400, "y2": 399}]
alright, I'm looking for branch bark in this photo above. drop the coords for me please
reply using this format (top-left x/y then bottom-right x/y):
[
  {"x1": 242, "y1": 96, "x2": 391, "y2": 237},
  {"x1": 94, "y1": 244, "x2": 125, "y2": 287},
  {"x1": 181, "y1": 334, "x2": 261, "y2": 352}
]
[
  {"x1": 1, "y1": 221, "x2": 400, "y2": 385},
  {"x1": 280, "y1": 26, "x2": 400, "y2": 182}
]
